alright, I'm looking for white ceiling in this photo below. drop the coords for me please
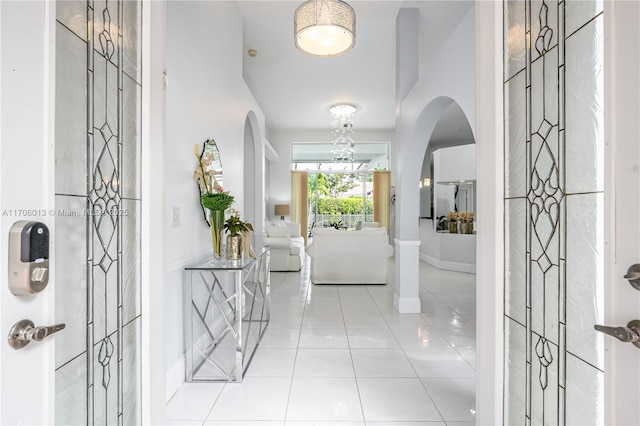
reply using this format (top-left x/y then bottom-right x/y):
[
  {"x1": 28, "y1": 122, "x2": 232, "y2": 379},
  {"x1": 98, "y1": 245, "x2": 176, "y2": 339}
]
[{"x1": 238, "y1": 0, "x2": 474, "y2": 134}]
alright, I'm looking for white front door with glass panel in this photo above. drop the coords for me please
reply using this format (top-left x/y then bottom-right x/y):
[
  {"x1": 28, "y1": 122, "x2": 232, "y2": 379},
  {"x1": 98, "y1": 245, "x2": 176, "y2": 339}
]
[
  {"x1": 1, "y1": 1, "x2": 144, "y2": 423},
  {"x1": 502, "y1": 0, "x2": 640, "y2": 424},
  {"x1": 1, "y1": 1, "x2": 56, "y2": 423}
]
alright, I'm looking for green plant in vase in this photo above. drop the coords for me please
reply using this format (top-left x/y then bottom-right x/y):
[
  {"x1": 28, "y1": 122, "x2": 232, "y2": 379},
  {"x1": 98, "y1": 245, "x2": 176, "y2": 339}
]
[
  {"x1": 201, "y1": 192, "x2": 234, "y2": 258},
  {"x1": 223, "y1": 209, "x2": 254, "y2": 260},
  {"x1": 194, "y1": 144, "x2": 234, "y2": 258}
]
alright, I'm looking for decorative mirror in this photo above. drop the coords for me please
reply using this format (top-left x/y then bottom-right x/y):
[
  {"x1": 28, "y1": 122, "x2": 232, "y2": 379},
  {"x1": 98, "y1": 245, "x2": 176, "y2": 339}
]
[{"x1": 196, "y1": 138, "x2": 224, "y2": 224}]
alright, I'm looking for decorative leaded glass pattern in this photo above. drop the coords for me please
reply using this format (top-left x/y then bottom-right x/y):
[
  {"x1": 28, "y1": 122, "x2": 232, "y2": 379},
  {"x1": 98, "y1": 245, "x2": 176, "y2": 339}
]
[
  {"x1": 504, "y1": 1, "x2": 604, "y2": 424},
  {"x1": 55, "y1": 1, "x2": 142, "y2": 424}
]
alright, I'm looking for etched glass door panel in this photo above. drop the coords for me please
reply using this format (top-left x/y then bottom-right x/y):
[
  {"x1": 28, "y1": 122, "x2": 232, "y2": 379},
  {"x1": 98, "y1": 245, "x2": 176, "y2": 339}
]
[
  {"x1": 503, "y1": 1, "x2": 604, "y2": 424},
  {"x1": 54, "y1": 1, "x2": 142, "y2": 424}
]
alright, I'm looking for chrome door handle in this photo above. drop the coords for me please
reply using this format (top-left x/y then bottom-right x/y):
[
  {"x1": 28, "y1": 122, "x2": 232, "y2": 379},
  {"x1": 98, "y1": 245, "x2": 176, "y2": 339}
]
[
  {"x1": 594, "y1": 320, "x2": 640, "y2": 349},
  {"x1": 7, "y1": 319, "x2": 65, "y2": 349},
  {"x1": 624, "y1": 264, "x2": 640, "y2": 290}
]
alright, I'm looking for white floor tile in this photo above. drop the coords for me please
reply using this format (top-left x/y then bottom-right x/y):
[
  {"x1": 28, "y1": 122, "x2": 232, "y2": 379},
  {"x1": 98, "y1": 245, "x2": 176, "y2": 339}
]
[
  {"x1": 338, "y1": 287, "x2": 373, "y2": 300},
  {"x1": 168, "y1": 263, "x2": 477, "y2": 425},
  {"x1": 393, "y1": 327, "x2": 454, "y2": 350},
  {"x1": 421, "y1": 312, "x2": 473, "y2": 330},
  {"x1": 421, "y1": 377, "x2": 476, "y2": 422},
  {"x1": 347, "y1": 328, "x2": 400, "y2": 349},
  {"x1": 270, "y1": 313, "x2": 304, "y2": 329},
  {"x1": 365, "y1": 423, "x2": 445, "y2": 426},
  {"x1": 404, "y1": 349, "x2": 476, "y2": 378},
  {"x1": 436, "y1": 328, "x2": 476, "y2": 350},
  {"x1": 271, "y1": 302, "x2": 306, "y2": 314},
  {"x1": 351, "y1": 349, "x2": 416, "y2": 377},
  {"x1": 258, "y1": 328, "x2": 300, "y2": 348},
  {"x1": 286, "y1": 378, "x2": 363, "y2": 421},
  {"x1": 298, "y1": 328, "x2": 349, "y2": 348},
  {"x1": 307, "y1": 292, "x2": 341, "y2": 303},
  {"x1": 343, "y1": 313, "x2": 389, "y2": 329},
  {"x1": 294, "y1": 349, "x2": 354, "y2": 377},
  {"x1": 165, "y1": 382, "x2": 224, "y2": 421},
  {"x1": 206, "y1": 422, "x2": 284, "y2": 426},
  {"x1": 303, "y1": 302, "x2": 343, "y2": 314},
  {"x1": 340, "y1": 302, "x2": 380, "y2": 314},
  {"x1": 244, "y1": 348, "x2": 297, "y2": 377},
  {"x1": 302, "y1": 314, "x2": 345, "y2": 329},
  {"x1": 207, "y1": 378, "x2": 290, "y2": 421},
  {"x1": 357, "y1": 378, "x2": 442, "y2": 422},
  {"x1": 456, "y1": 349, "x2": 476, "y2": 370},
  {"x1": 381, "y1": 313, "x2": 429, "y2": 330},
  {"x1": 286, "y1": 422, "x2": 364, "y2": 426}
]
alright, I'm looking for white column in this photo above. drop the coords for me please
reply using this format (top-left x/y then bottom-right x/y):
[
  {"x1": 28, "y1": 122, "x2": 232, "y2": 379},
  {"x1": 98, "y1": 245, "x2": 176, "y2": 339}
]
[{"x1": 393, "y1": 239, "x2": 421, "y2": 313}]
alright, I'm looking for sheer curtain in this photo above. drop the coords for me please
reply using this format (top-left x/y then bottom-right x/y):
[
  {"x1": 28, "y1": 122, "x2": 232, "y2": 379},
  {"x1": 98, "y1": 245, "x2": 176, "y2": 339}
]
[
  {"x1": 291, "y1": 171, "x2": 308, "y2": 245},
  {"x1": 373, "y1": 170, "x2": 391, "y2": 238}
]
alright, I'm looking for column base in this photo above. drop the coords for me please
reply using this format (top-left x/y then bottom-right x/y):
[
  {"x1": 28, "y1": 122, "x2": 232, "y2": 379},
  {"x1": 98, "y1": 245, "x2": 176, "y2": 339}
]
[{"x1": 393, "y1": 294, "x2": 421, "y2": 313}]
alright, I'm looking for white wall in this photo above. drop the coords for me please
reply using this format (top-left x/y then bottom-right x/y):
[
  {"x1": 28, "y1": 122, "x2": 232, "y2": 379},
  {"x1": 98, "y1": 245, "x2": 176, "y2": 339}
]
[
  {"x1": 392, "y1": 6, "x2": 476, "y2": 312},
  {"x1": 164, "y1": 0, "x2": 267, "y2": 384},
  {"x1": 267, "y1": 129, "x2": 394, "y2": 223},
  {"x1": 434, "y1": 144, "x2": 476, "y2": 182},
  {"x1": 394, "y1": 8, "x2": 476, "y2": 239}
]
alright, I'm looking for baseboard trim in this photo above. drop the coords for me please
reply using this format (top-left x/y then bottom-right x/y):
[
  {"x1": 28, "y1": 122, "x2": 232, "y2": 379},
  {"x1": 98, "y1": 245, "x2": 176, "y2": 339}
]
[
  {"x1": 393, "y1": 294, "x2": 421, "y2": 313},
  {"x1": 165, "y1": 353, "x2": 185, "y2": 403},
  {"x1": 419, "y1": 253, "x2": 476, "y2": 274}
]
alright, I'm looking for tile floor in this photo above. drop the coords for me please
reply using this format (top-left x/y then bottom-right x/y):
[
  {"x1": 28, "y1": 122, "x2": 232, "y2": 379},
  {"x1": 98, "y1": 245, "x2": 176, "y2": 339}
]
[{"x1": 166, "y1": 259, "x2": 476, "y2": 425}]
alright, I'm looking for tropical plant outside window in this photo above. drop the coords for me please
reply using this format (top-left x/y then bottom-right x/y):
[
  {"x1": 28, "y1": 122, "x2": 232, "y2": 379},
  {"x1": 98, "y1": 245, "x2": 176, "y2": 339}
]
[{"x1": 291, "y1": 143, "x2": 389, "y2": 234}]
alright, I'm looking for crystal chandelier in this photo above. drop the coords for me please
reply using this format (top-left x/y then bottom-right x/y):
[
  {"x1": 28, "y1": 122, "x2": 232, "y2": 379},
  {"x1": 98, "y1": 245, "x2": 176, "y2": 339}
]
[
  {"x1": 329, "y1": 104, "x2": 356, "y2": 162},
  {"x1": 294, "y1": 0, "x2": 356, "y2": 57}
]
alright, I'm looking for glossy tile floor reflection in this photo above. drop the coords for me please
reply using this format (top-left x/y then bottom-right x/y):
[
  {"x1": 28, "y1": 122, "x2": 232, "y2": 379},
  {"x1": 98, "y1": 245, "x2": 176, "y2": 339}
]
[{"x1": 166, "y1": 259, "x2": 476, "y2": 425}]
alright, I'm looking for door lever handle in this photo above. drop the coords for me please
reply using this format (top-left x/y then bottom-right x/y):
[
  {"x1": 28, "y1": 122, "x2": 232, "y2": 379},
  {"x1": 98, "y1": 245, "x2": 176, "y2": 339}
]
[
  {"x1": 7, "y1": 319, "x2": 65, "y2": 349},
  {"x1": 623, "y1": 264, "x2": 640, "y2": 290},
  {"x1": 594, "y1": 320, "x2": 640, "y2": 349}
]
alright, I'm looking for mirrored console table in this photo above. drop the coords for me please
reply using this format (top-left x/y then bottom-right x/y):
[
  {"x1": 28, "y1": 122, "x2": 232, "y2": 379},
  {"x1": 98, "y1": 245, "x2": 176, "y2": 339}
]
[{"x1": 184, "y1": 247, "x2": 270, "y2": 382}]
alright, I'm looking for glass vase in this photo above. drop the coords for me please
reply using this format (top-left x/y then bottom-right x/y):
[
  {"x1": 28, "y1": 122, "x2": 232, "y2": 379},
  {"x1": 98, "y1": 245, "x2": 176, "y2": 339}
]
[{"x1": 210, "y1": 209, "x2": 225, "y2": 258}]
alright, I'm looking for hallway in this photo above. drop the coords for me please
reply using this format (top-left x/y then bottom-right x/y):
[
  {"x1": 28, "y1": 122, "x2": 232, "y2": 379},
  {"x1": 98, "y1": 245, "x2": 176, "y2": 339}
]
[{"x1": 166, "y1": 260, "x2": 476, "y2": 425}]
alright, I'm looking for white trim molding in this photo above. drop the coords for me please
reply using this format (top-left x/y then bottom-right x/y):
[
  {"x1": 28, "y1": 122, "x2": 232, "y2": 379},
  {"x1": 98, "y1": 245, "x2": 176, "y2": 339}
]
[
  {"x1": 165, "y1": 353, "x2": 186, "y2": 403},
  {"x1": 419, "y1": 253, "x2": 476, "y2": 274},
  {"x1": 475, "y1": 0, "x2": 505, "y2": 424},
  {"x1": 393, "y1": 239, "x2": 422, "y2": 313}
]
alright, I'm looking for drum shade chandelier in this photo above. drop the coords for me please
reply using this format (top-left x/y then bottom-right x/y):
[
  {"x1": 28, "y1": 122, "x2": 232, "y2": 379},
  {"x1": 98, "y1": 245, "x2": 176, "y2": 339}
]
[{"x1": 294, "y1": 0, "x2": 356, "y2": 57}]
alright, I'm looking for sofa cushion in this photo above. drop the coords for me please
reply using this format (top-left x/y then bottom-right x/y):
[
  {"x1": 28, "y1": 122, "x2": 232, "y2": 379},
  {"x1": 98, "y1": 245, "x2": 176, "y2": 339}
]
[
  {"x1": 360, "y1": 227, "x2": 386, "y2": 234},
  {"x1": 310, "y1": 227, "x2": 339, "y2": 236},
  {"x1": 286, "y1": 222, "x2": 301, "y2": 237},
  {"x1": 266, "y1": 224, "x2": 291, "y2": 238}
]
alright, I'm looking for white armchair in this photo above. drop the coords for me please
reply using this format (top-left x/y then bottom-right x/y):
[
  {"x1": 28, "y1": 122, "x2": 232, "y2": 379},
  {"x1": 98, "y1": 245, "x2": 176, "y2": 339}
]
[
  {"x1": 306, "y1": 227, "x2": 393, "y2": 284},
  {"x1": 264, "y1": 222, "x2": 305, "y2": 271}
]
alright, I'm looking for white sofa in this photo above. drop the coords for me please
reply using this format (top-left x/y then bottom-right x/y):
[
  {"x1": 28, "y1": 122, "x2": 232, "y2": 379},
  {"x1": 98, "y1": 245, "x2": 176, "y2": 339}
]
[
  {"x1": 264, "y1": 222, "x2": 305, "y2": 271},
  {"x1": 306, "y1": 227, "x2": 393, "y2": 284}
]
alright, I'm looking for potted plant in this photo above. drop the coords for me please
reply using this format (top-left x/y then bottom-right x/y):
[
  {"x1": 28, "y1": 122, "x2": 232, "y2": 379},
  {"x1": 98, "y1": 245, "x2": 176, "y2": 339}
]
[
  {"x1": 224, "y1": 209, "x2": 254, "y2": 259},
  {"x1": 459, "y1": 211, "x2": 474, "y2": 234},
  {"x1": 194, "y1": 143, "x2": 235, "y2": 257},
  {"x1": 446, "y1": 211, "x2": 459, "y2": 233}
]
